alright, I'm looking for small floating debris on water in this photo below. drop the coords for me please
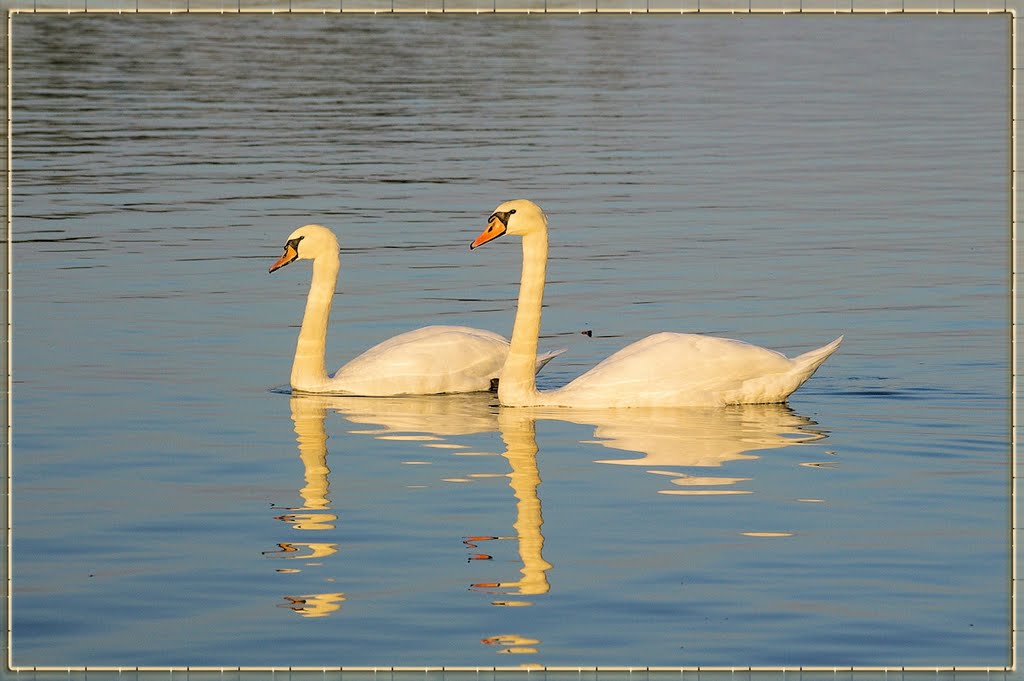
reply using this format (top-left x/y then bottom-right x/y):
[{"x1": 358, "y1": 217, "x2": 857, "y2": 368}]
[{"x1": 581, "y1": 329, "x2": 593, "y2": 337}]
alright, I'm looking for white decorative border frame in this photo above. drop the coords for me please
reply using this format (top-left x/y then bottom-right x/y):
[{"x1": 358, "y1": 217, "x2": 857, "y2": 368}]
[{"x1": 1, "y1": 5, "x2": 1017, "y2": 676}]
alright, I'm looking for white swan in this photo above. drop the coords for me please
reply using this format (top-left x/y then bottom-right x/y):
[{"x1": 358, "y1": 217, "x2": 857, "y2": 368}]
[
  {"x1": 470, "y1": 200, "x2": 843, "y2": 408},
  {"x1": 270, "y1": 223, "x2": 562, "y2": 395}
]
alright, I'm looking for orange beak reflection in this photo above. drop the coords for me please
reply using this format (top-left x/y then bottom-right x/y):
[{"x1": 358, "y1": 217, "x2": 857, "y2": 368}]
[
  {"x1": 269, "y1": 243, "x2": 299, "y2": 273},
  {"x1": 470, "y1": 216, "x2": 508, "y2": 250}
]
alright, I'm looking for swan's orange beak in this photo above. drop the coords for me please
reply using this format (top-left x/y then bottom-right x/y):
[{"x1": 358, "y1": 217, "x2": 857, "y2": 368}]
[
  {"x1": 470, "y1": 214, "x2": 508, "y2": 250},
  {"x1": 269, "y1": 243, "x2": 299, "y2": 273}
]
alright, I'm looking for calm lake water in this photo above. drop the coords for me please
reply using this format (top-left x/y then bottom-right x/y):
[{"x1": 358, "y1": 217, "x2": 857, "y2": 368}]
[{"x1": 8, "y1": 13, "x2": 1012, "y2": 670}]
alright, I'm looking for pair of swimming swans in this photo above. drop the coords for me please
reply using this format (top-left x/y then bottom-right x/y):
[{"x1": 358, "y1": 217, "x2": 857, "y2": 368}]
[{"x1": 270, "y1": 200, "x2": 842, "y2": 407}]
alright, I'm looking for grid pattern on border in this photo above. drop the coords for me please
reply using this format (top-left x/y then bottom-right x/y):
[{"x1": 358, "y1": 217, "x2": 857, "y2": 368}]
[
  {"x1": 0, "y1": 0, "x2": 1017, "y2": 12},
  {"x1": 0, "y1": 5, "x2": 1018, "y2": 677}
]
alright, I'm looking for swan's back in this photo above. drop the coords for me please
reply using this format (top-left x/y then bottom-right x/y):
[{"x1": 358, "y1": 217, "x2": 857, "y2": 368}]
[{"x1": 549, "y1": 333, "x2": 842, "y2": 408}]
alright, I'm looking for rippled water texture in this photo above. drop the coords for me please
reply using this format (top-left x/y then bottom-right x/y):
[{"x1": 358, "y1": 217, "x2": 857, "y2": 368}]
[{"x1": 9, "y1": 13, "x2": 1012, "y2": 668}]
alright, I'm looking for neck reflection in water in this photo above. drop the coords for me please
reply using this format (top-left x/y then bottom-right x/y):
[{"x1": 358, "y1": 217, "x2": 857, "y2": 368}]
[{"x1": 264, "y1": 396, "x2": 346, "y2": 618}]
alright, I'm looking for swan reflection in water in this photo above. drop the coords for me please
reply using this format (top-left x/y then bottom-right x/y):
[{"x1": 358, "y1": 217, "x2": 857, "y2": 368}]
[
  {"x1": 571, "y1": 405, "x2": 827, "y2": 495},
  {"x1": 272, "y1": 391, "x2": 829, "y2": 661},
  {"x1": 265, "y1": 395, "x2": 346, "y2": 618},
  {"x1": 268, "y1": 393, "x2": 502, "y2": 619}
]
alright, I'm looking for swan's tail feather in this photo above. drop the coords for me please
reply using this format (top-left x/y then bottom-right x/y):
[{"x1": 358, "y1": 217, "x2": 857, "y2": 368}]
[
  {"x1": 792, "y1": 336, "x2": 844, "y2": 376},
  {"x1": 491, "y1": 348, "x2": 566, "y2": 392},
  {"x1": 535, "y1": 348, "x2": 567, "y2": 374}
]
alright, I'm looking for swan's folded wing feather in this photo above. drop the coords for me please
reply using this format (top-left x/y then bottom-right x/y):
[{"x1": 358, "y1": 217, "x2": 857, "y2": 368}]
[
  {"x1": 556, "y1": 333, "x2": 798, "y2": 407},
  {"x1": 330, "y1": 325, "x2": 509, "y2": 395}
]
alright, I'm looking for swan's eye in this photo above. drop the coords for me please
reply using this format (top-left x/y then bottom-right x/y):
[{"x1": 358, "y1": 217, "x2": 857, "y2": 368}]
[
  {"x1": 489, "y1": 211, "x2": 515, "y2": 228},
  {"x1": 286, "y1": 236, "x2": 304, "y2": 252}
]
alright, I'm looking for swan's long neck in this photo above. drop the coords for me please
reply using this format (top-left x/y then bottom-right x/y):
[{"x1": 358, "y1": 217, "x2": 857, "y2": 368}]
[
  {"x1": 291, "y1": 252, "x2": 340, "y2": 391},
  {"x1": 499, "y1": 229, "x2": 547, "y2": 406}
]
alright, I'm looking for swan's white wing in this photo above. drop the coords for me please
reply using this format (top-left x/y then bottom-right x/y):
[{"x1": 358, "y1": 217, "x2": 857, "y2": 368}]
[
  {"x1": 329, "y1": 325, "x2": 510, "y2": 395},
  {"x1": 554, "y1": 333, "x2": 825, "y2": 407}
]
